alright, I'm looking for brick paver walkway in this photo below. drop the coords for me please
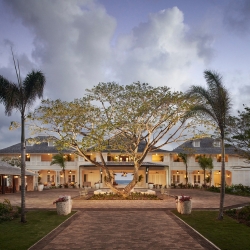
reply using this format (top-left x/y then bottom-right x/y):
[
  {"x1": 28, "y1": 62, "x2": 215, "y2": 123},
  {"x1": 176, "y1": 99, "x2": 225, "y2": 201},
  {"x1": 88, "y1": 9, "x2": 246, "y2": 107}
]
[{"x1": 1, "y1": 188, "x2": 250, "y2": 249}]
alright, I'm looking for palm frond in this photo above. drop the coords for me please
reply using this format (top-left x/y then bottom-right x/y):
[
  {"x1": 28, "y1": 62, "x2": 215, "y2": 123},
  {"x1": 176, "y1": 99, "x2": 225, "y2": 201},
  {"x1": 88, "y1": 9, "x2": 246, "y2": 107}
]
[{"x1": 23, "y1": 70, "x2": 46, "y2": 107}]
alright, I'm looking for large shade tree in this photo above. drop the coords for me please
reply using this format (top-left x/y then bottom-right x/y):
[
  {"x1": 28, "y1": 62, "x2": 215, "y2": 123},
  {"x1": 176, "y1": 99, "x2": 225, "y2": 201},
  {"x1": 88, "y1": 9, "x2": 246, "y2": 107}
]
[
  {"x1": 186, "y1": 70, "x2": 231, "y2": 220},
  {"x1": 29, "y1": 82, "x2": 203, "y2": 197},
  {"x1": 227, "y1": 106, "x2": 250, "y2": 163},
  {"x1": 0, "y1": 52, "x2": 46, "y2": 222}
]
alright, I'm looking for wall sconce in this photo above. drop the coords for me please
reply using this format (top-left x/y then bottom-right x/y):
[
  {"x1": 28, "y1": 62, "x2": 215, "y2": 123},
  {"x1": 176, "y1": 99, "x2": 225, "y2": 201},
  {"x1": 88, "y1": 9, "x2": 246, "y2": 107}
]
[
  {"x1": 3, "y1": 175, "x2": 8, "y2": 178},
  {"x1": 47, "y1": 170, "x2": 50, "y2": 174},
  {"x1": 177, "y1": 170, "x2": 179, "y2": 174},
  {"x1": 25, "y1": 176, "x2": 27, "y2": 178},
  {"x1": 146, "y1": 171, "x2": 148, "y2": 174},
  {"x1": 69, "y1": 170, "x2": 72, "y2": 174},
  {"x1": 198, "y1": 171, "x2": 200, "y2": 174},
  {"x1": 227, "y1": 174, "x2": 230, "y2": 178},
  {"x1": 219, "y1": 171, "x2": 221, "y2": 174},
  {"x1": 14, "y1": 175, "x2": 19, "y2": 178},
  {"x1": 126, "y1": 157, "x2": 128, "y2": 162}
]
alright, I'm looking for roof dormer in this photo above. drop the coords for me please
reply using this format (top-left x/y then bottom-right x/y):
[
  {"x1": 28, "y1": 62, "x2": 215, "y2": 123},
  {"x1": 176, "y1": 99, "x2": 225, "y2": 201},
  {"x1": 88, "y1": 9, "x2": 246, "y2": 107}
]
[
  {"x1": 213, "y1": 140, "x2": 221, "y2": 147},
  {"x1": 48, "y1": 140, "x2": 54, "y2": 147},
  {"x1": 192, "y1": 140, "x2": 200, "y2": 147}
]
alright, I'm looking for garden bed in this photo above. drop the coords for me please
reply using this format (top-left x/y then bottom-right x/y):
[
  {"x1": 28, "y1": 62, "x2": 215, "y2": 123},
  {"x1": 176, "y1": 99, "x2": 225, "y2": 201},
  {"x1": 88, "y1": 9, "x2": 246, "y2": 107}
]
[{"x1": 88, "y1": 192, "x2": 161, "y2": 200}]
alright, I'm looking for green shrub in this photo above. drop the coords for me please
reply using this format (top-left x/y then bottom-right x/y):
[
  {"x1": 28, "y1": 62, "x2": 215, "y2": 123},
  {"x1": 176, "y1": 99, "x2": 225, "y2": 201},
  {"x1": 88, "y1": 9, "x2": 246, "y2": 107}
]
[{"x1": 0, "y1": 199, "x2": 20, "y2": 222}]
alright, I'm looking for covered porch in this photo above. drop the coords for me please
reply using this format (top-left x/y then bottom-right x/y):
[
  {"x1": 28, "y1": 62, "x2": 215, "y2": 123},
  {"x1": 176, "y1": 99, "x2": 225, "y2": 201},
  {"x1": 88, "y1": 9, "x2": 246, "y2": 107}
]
[{"x1": 79, "y1": 162, "x2": 169, "y2": 188}]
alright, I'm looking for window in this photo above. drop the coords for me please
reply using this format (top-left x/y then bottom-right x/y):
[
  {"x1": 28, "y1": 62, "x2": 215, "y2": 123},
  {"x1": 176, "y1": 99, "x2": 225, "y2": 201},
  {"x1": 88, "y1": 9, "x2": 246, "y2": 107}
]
[
  {"x1": 217, "y1": 154, "x2": 228, "y2": 162},
  {"x1": 25, "y1": 154, "x2": 30, "y2": 162},
  {"x1": 41, "y1": 154, "x2": 52, "y2": 161},
  {"x1": 68, "y1": 175, "x2": 75, "y2": 183},
  {"x1": 194, "y1": 175, "x2": 201, "y2": 184},
  {"x1": 47, "y1": 175, "x2": 54, "y2": 182},
  {"x1": 26, "y1": 141, "x2": 33, "y2": 146},
  {"x1": 193, "y1": 141, "x2": 200, "y2": 147},
  {"x1": 84, "y1": 154, "x2": 96, "y2": 161},
  {"x1": 173, "y1": 154, "x2": 184, "y2": 162},
  {"x1": 173, "y1": 175, "x2": 180, "y2": 184},
  {"x1": 213, "y1": 141, "x2": 221, "y2": 147},
  {"x1": 152, "y1": 154, "x2": 164, "y2": 162},
  {"x1": 64, "y1": 154, "x2": 75, "y2": 162},
  {"x1": 84, "y1": 174, "x2": 88, "y2": 182},
  {"x1": 48, "y1": 141, "x2": 54, "y2": 147}
]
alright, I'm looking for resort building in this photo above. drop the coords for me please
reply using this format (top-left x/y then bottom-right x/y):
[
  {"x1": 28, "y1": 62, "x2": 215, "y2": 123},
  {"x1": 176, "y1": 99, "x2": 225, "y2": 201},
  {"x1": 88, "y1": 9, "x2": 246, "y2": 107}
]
[{"x1": 0, "y1": 136, "x2": 249, "y2": 192}]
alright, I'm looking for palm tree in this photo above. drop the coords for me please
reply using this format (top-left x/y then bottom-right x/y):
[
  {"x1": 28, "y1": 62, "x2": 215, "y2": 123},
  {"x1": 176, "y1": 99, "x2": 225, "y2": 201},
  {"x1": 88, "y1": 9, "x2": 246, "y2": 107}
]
[
  {"x1": 50, "y1": 153, "x2": 66, "y2": 185},
  {"x1": 187, "y1": 70, "x2": 231, "y2": 220},
  {"x1": 0, "y1": 51, "x2": 45, "y2": 222},
  {"x1": 196, "y1": 155, "x2": 213, "y2": 186},
  {"x1": 178, "y1": 153, "x2": 188, "y2": 187}
]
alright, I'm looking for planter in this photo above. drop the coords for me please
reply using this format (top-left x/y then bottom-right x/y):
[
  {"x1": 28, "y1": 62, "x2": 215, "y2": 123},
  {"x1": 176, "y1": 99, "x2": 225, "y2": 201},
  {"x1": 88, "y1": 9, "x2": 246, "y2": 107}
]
[
  {"x1": 38, "y1": 184, "x2": 44, "y2": 191},
  {"x1": 95, "y1": 183, "x2": 100, "y2": 189},
  {"x1": 178, "y1": 200, "x2": 192, "y2": 214},
  {"x1": 148, "y1": 183, "x2": 153, "y2": 189},
  {"x1": 56, "y1": 197, "x2": 72, "y2": 215}
]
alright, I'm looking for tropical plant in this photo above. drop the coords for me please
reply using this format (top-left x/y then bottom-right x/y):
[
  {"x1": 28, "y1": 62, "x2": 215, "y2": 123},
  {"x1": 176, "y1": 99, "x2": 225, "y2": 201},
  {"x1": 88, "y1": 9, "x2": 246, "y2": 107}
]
[
  {"x1": 186, "y1": 70, "x2": 231, "y2": 220},
  {"x1": 0, "y1": 50, "x2": 45, "y2": 222},
  {"x1": 138, "y1": 174, "x2": 143, "y2": 182},
  {"x1": 196, "y1": 155, "x2": 213, "y2": 186},
  {"x1": 178, "y1": 153, "x2": 188, "y2": 187},
  {"x1": 50, "y1": 153, "x2": 66, "y2": 184}
]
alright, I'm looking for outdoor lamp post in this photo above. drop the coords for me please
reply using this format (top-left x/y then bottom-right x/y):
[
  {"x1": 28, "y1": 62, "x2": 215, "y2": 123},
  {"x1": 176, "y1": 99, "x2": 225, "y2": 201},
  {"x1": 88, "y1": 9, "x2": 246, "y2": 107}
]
[{"x1": 100, "y1": 168, "x2": 103, "y2": 183}]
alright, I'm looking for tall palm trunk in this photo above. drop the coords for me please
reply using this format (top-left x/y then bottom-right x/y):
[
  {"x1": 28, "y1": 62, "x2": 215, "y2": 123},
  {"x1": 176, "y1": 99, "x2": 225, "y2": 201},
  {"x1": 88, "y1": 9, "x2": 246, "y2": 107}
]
[
  {"x1": 185, "y1": 162, "x2": 188, "y2": 187},
  {"x1": 218, "y1": 133, "x2": 226, "y2": 220},
  {"x1": 63, "y1": 169, "x2": 66, "y2": 184},
  {"x1": 20, "y1": 113, "x2": 26, "y2": 223}
]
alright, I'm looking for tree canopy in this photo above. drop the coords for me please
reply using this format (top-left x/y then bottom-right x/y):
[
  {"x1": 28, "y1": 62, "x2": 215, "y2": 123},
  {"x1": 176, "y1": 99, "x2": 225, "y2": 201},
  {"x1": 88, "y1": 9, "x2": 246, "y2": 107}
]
[
  {"x1": 227, "y1": 106, "x2": 250, "y2": 163},
  {"x1": 30, "y1": 82, "x2": 201, "y2": 196}
]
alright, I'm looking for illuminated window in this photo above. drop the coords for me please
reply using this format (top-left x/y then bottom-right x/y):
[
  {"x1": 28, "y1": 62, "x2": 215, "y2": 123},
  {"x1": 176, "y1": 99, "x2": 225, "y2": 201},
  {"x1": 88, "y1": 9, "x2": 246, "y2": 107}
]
[
  {"x1": 152, "y1": 154, "x2": 164, "y2": 162},
  {"x1": 25, "y1": 154, "x2": 30, "y2": 162},
  {"x1": 217, "y1": 154, "x2": 228, "y2": 162},
  {"x1": 173, "y1": 154, "x2": 184, "y2": 162}
]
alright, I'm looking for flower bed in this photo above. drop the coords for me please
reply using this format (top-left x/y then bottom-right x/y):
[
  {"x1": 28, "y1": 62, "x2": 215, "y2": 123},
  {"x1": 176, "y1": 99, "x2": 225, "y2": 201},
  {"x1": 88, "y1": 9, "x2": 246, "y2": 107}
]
[{"x1": 89, "y1": 192, "x2": 161, "y2": 200}]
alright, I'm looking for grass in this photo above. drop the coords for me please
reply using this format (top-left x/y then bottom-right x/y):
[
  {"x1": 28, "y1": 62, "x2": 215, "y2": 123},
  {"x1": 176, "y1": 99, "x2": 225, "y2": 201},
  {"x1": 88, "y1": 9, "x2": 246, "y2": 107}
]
[
  {"x1": 173, "y1": 210, "x2": 250, "y2": 250},
  {"x1": 0, "y1": 210, "x2": 75, "y2": 250}
]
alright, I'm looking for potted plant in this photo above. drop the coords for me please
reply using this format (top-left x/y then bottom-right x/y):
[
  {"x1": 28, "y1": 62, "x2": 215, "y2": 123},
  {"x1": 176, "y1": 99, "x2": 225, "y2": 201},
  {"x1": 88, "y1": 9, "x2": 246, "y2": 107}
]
[
  {"x1": 38, "y1": 176, "x2": 44, "y2": 191},
  {"x1": 148, "y1": 182, "x2": 154, "y2": 189},
  {"x1": 53, "y1": 195, "x2": 72, "y2": 215},
  {"x1": 175, "y1": 195, "x2": 192, "y2": 214},
  {"x1": 94, "y1": 181, "x2": 100, "y2": 189}
]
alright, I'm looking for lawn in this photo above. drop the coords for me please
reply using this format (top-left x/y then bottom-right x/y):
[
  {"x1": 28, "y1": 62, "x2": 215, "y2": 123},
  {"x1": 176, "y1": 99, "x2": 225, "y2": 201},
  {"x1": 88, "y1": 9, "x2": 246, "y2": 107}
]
[
  {"x1": 0, "y1": 210, "x2": 75, "y2": 250},
  {"x1": 173, "y1": 210, "x2": 250, "y2": 250}
]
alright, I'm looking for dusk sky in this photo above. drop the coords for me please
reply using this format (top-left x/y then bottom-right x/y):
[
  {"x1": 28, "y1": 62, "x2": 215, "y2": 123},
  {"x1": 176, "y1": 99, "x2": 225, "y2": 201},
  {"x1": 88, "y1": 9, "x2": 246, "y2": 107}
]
[{"x1": 0, "y1": 0, "x2": 250, "y2": 149}]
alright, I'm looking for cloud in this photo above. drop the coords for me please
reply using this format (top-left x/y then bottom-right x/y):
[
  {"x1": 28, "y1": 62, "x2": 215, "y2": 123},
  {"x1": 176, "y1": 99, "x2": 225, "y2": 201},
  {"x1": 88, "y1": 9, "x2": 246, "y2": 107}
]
[
  {"x1": 3, "y1": 0, "x2": 117, "y2": 101},
  {"x1": 110, "y1": 7, "x2": 214, "y2": 90},
  {"x1": 223, "y1": 0, "x2": 250, "y2": 35},
  {"x1": 0, "y1": 1, "x2": 215, "y2": 148}
]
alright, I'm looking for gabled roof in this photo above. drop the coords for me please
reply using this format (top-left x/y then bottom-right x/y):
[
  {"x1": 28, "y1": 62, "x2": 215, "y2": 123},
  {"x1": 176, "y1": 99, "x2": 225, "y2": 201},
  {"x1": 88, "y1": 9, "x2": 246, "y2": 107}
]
[
  {"x1": 102, "y1": 141, "x2": 169, "y2": 153},
  {"x1": 0, "y1": 136, "x2": 169, "y2": 154},
  {"x1": 0, "y1": 136, "x2": 71, "y2": 154},
  {"x1": 172, "y1": 137, "x2": 237, "y2": 155}
]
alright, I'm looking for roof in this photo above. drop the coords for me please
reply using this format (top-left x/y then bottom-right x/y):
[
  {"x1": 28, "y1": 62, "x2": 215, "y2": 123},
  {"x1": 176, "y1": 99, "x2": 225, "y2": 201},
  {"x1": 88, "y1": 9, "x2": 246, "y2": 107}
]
[
  {"x1": 172, "y1": 137, "x2": 237, "y2": 155},
  {"x1": 0, "y1": 161, "x2": 36, "y2": 175},
  {"x1": 0, "y1": 136, "x2": 72, "y2": 154},
  {"x1": 80, "y1": 162, "x2": 167, "y2": 167},
  {"x1": 0, "y1": 136, "x2": 169, "y2": 154}
]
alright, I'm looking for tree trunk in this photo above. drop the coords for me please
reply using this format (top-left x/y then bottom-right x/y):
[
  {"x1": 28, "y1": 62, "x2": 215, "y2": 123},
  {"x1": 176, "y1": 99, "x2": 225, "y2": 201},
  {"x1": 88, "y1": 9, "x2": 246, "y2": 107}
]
[
  {"x1": 103, "y1": 165, "x2": 139, "y2": 197},
  {"x1": 204, "y1": 171, "x2": 206, "y2": 186},
  {"x1": 185, "y1": 163, "x2": 188, "y2": 187},
  {"x1": 218, "y1": 135, "x2": 225, "y2": 220},
  {"x1": 20, "y1": 114, "x2": 26, "y2": 223},
  {"x1": 63, "y1": 168, "x2": 66, "y2": 184}
]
